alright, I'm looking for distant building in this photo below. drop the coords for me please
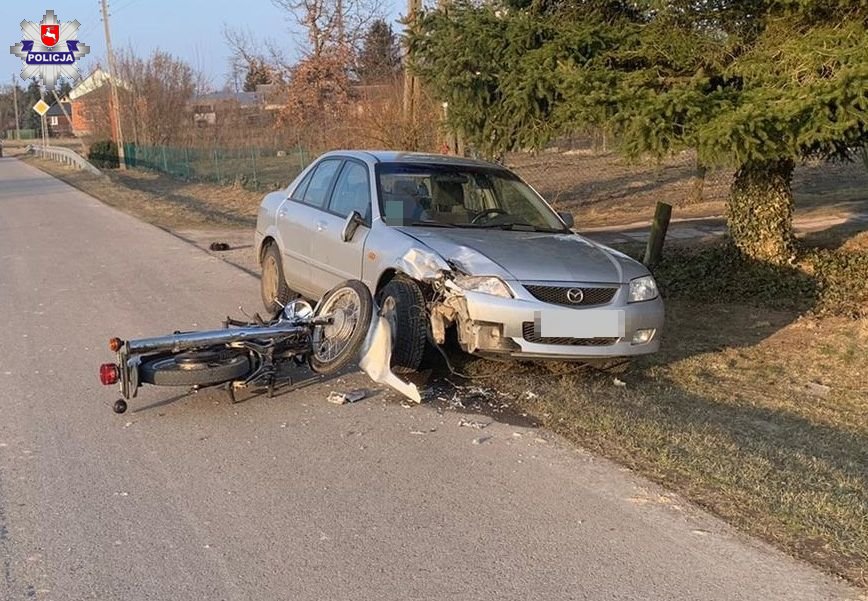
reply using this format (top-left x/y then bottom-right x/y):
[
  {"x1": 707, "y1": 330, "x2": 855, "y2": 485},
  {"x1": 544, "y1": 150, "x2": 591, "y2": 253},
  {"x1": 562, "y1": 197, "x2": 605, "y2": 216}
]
[
  {"x1": 189, "y1": 89, "x2": 264, "y2": 128},
  {"x1": 45, "y1": 102, "x2": 73, "y2": 137},
  {"x1": 67, "y1": 68, "x2": 128, "y2": 137}
]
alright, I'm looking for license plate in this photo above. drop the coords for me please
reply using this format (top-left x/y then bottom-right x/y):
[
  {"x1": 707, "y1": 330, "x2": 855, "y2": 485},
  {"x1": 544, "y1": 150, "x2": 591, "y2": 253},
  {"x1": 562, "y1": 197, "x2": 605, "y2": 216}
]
[{"x1": 534, "y1": 309, "x2": 625, "y2": 338}]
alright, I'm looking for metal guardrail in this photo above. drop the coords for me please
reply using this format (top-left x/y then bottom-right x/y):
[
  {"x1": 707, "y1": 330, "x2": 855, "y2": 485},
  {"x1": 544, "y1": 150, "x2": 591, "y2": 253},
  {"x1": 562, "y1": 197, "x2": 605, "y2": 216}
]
[{"x1": 27, "y1": 144, "x2": 102, "y2": 176}]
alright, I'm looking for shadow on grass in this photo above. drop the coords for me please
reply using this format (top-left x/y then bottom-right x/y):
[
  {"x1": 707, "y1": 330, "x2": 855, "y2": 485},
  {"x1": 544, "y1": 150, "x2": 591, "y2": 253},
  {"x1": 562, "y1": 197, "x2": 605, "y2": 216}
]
[{"x1": 111, "y1": 171, "x2": 257, "y2": 228}]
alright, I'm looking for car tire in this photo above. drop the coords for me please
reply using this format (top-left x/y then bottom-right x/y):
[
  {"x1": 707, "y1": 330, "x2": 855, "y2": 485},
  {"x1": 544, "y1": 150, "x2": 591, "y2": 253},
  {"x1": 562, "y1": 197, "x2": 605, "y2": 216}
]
[
  {"x1": 377, "y1": 275, "x2": 427, "y2": 374},
  {"x1": 260, "y1": 243, "x2": 297, "y2": 315}
]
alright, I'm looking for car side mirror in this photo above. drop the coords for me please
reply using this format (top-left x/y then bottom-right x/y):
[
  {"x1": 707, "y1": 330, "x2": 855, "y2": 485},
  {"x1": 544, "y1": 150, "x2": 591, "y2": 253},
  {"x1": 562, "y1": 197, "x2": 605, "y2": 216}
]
[
  {"x1": 558, "y1": 211, "x2": 575, "y2": 229},
  {"x1": 341, "y1": 210, "x2": 365, "y2": 242}
]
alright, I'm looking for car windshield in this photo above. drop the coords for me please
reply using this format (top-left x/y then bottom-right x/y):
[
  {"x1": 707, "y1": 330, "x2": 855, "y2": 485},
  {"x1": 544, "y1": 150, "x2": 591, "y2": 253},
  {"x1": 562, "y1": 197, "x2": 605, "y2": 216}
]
[{"x1": 375, "y1": 163, "x2": 568, "y2": 232}]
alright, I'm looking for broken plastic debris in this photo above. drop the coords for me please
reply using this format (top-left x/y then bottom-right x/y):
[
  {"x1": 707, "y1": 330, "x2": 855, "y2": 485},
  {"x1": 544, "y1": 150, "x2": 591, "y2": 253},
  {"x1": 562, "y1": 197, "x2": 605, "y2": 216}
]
[
  {"x1": 358, "y1": 305, "x2": 422, "y2": 403},
  {"x1": 327, "y1": 389, "x2": 367, "y2": 405},
  {"x1": 458, "y1": 417, "x2": 489, "y2": 430}
]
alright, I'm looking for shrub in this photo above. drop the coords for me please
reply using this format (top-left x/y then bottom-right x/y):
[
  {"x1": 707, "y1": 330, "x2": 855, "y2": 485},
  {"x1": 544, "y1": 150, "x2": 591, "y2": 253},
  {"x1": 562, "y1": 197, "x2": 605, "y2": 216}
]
[
  {"x1": 650, "y1": 242, "x2": 868, "y2": 318},
  {"x1": 88, "y1": 140, "x2": 119, "y2": 169}
]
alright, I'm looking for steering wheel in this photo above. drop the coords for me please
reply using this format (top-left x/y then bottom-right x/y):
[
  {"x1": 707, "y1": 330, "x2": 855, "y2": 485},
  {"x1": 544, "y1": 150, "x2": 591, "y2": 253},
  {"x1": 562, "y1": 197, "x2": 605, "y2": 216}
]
[{"x1": 471, "y1": 208, "x2": 509, "y2": 224}]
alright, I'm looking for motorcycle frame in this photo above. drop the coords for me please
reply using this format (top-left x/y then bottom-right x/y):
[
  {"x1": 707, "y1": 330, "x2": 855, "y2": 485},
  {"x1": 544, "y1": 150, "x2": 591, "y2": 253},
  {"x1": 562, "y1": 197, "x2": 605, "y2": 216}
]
[{"x1": 115, "y1": 318, "x2": 325, "y2": 400}]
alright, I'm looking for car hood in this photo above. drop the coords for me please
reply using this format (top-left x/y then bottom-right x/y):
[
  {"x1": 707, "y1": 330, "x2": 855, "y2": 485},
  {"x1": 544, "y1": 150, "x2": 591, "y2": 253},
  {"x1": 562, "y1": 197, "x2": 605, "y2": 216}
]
[{"x1": 395, "y1": 227, "x2": 632, "y2": 283}]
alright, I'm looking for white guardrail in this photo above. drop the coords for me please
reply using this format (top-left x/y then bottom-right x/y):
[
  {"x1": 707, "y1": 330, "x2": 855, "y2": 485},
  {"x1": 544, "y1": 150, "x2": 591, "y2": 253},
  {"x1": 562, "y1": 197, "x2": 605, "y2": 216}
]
[{"x1": 27, "y1": 144, "x2": 102, "y2": 176}]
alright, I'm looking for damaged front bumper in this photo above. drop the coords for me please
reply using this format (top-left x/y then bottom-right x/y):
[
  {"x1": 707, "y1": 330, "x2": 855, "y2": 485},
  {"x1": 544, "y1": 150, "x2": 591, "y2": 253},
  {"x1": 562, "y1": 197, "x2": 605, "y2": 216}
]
[{"x1": 431, "y1": 284, "x2": 664, "y2": 360}]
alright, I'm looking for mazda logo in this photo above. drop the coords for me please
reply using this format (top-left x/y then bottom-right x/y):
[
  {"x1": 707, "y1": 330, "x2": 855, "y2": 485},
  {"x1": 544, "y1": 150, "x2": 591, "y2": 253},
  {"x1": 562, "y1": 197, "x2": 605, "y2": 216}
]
[{"x1": 566, "y1": 288, "x2": 585, "y2": 304}]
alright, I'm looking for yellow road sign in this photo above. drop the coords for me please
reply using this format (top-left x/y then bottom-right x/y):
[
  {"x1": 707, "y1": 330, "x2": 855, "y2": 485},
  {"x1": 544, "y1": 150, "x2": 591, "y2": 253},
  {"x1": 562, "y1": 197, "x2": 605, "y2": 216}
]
[{"x1": 33, "y1": 99, "x2": 50, "y2": 116}]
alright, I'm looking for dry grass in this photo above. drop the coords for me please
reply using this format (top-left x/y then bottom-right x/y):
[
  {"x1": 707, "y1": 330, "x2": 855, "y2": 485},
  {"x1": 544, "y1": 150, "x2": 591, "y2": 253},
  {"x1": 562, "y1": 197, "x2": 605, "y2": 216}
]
[
  {"x1": 509, "y1": 151, "x2": 868, "y2": 229},
  {"x1": 24, "y1": 156, "x2": 262, "y2": 230},
  {"x1": 457, "y1": 303, "x2": 868, "y2": 586}
]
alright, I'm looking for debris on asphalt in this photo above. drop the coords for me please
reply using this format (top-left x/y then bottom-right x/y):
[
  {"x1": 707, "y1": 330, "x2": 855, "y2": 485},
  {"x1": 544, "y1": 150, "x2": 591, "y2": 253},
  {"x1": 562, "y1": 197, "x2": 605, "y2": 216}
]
[
  {"x1": 327, "y1": 389, "x2": 368, "y2": 405},
  {"x1": 209, "y1": 242, "x2": 231, "y2": 251},
  {"x1": 458, "y1": 417, "x2": 489, "y2": 430},
  {"x1": 613, "y1": 377, "x2": 627, "y2": 388},
  {"x1": 472, "y1": 436, "x2": 492, "y2": 445}
]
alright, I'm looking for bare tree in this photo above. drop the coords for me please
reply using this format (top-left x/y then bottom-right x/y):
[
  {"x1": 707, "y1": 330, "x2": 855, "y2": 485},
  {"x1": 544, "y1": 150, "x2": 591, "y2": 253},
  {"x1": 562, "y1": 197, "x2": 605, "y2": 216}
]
[
  {"x1": 115, "y1": 48, "x2": 198, "y2": 146},
  {"x1": 271, "y1": 0, "x2": 383, "y2": 58}
]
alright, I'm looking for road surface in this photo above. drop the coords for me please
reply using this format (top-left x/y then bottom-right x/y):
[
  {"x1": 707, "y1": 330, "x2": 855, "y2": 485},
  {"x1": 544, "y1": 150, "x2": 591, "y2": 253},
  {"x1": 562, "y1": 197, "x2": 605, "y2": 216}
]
[{"x1": 0, "y1": 157, "x2": 859, "y2": 601}]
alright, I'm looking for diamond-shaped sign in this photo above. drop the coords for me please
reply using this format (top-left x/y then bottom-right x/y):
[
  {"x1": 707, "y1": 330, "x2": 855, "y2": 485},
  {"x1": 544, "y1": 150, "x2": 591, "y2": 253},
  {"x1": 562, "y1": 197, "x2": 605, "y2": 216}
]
[{"x1": 33, "y1": 99, "x2": 50, "y2": 116}]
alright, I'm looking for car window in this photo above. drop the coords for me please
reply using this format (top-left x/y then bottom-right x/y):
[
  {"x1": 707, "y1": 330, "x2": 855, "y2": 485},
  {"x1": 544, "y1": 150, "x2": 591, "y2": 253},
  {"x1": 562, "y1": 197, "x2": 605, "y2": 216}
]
[
  {"x1": 328, "y1": 162, "x2": 371, "y2": 221},
  {"x1": 290, "y1": 168, "x2": 315, "y2": 201},
  {"x1": 301, "y1": 159, "x2": 341, "y2": 208},
  {"x1": 376, "y1": 164, "x2": 566, "y2": 231}
]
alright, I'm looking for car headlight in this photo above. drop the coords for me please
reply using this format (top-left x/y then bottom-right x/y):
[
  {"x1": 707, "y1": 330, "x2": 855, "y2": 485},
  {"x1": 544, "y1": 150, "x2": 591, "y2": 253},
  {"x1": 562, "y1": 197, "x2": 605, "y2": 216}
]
[
  {"x1": 628, "y1": 275, "x2": 659, "y2": 302},
  {"x1": 452, "y1": 275, "x2": 513, "y2": 298}
]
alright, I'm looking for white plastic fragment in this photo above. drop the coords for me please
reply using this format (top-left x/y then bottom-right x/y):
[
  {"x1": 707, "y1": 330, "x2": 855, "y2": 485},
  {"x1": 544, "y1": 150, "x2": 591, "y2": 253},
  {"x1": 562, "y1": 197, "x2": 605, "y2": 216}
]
[
  {"x1": 358, "y1": 305, "x2": 422, "y2": 403},
  {"x1": 327, "y1": 389, "x2": 367, "y2": 405}
]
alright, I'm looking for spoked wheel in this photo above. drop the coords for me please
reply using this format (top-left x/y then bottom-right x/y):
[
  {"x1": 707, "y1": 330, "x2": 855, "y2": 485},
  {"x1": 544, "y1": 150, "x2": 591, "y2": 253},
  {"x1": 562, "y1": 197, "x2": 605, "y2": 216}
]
[
  {"x1": 309, "y1": 280, "x2": 373, "y2": 374},
  {"x1": 140, "y1": 349, "x2": 251, "y2": 387}
]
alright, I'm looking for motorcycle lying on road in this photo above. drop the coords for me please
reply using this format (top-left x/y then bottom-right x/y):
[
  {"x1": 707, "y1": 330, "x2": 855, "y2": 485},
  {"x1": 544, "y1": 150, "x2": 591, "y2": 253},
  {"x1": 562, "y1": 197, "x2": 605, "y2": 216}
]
[{"x1": 99, "y1": 280, "x2": 421, "y2": 414}]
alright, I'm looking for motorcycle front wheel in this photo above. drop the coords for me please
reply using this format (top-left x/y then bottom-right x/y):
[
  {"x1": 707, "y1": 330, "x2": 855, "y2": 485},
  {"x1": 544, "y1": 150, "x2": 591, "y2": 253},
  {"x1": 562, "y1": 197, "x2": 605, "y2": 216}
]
[
  {"x1": 140, "y1": 350, "x2": 251, "y2": 386},
  {"x1": 309, "y1": 280, "x2": 373, "y2": 375}
]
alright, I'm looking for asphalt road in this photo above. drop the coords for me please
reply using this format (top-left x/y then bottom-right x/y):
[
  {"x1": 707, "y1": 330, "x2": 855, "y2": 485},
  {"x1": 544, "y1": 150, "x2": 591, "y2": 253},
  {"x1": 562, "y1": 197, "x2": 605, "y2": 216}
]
[{"x1": 0, "y1": 157, "x2": 859, "y2": 601}]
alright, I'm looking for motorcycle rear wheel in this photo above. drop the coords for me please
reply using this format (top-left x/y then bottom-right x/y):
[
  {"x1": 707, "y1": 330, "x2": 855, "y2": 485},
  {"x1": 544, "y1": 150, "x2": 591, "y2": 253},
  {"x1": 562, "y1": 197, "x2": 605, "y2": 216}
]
[{"x1": 140, "y1": 351, "x2": 251, "y2": 387}]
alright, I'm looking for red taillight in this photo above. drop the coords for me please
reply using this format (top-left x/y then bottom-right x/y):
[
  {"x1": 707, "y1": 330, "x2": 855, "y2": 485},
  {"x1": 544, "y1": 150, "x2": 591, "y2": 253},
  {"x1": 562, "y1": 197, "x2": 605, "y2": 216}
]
[{"x1": 99, "y1": 363, "x2": 119, "y2": 385}]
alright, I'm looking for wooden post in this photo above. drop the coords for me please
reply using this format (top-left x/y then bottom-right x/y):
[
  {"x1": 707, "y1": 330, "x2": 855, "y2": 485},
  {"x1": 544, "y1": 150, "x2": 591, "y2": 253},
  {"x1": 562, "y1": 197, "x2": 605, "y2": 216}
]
[{"x1": 643, "y1": 201, "x2": 672, "y2": 267}]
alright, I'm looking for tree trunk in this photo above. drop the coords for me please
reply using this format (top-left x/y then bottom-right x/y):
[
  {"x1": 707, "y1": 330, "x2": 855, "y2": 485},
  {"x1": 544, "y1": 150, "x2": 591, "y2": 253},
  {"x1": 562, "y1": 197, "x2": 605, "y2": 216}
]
[
  {"x1": 684, "y1": 159, "x2": 707, "y2": 205},
  {"x1": 727, "y1": 158, "x2": 796, "y2": 264}
]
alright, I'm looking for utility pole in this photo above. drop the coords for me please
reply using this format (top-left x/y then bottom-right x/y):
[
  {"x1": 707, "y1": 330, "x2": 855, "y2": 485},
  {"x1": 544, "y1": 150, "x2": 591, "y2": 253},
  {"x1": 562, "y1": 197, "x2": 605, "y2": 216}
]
[
  {"x1": 11, "y1": 75, "x2": 21, "y2": 140},
  {"x1": 100, "y1": 0, "x2": 127, "y2": 169},
  {"x1": 402, "y1": 0, "x2": 422, "y2": 123},
  {"x1": 40, "y1": 86, "x2": 47, "y2": 148}
]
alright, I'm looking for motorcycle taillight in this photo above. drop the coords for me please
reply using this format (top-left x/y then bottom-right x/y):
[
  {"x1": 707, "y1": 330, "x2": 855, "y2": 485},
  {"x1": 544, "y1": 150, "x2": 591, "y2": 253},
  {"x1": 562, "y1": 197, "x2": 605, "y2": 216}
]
[{"x1": 99, "y1": 363, "x2": 119, "y2": 385}]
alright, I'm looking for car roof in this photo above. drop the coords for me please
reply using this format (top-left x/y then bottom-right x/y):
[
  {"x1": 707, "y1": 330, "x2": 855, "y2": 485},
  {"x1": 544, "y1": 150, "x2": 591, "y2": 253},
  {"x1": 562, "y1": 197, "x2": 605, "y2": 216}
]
[{"x1": 319, "y1": 150, "x2": 502, "y2": 169}]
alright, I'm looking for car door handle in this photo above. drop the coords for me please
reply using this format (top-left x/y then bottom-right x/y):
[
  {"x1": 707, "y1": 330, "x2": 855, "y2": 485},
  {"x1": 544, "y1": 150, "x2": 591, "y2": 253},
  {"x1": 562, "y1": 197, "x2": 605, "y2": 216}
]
[{"x1": 316, "y1": 221, "x2": 327, "y2": 232}]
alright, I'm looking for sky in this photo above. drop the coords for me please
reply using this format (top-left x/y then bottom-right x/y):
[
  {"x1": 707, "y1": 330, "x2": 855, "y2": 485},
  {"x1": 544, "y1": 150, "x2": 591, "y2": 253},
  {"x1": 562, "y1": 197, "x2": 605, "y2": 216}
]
[{"x1": 2, "y1": 0, "x2": 402, "y2": 92}]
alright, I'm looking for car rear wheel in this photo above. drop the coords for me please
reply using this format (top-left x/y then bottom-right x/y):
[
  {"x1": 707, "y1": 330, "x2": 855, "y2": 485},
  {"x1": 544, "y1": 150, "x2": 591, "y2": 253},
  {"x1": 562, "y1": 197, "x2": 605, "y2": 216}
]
[
  {"x1": 260, "y1": 243, "x2": 297, "y2": 315},
  {"x1": 377, "y1": 275, "x2": 427, "y2": 373}
]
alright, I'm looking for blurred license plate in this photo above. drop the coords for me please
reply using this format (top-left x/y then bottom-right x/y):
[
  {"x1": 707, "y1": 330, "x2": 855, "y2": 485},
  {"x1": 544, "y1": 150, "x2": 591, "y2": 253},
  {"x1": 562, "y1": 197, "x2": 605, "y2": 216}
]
[{"x1": 534, "y1": 309, "x2": 625, "y2": 338}]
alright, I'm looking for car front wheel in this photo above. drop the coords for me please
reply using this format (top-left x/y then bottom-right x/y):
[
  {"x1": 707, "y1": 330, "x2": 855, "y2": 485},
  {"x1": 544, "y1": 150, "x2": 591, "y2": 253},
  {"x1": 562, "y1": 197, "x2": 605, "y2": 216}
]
[{"x1": 377, "y1": 275, "x2": 427, "y2": 373}]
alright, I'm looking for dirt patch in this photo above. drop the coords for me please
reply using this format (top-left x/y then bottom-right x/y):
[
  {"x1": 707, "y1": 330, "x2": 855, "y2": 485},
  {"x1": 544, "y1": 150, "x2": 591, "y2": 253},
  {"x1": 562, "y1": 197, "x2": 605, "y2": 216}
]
[{"x1": 509, "y1": 150, "x2": 868, "y2": 229}]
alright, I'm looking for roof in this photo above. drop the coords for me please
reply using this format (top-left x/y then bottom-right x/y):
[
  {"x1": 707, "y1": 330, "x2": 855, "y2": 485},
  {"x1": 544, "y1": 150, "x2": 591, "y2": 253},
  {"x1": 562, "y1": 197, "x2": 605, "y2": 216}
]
[
  {"x1": 192, "y1": 90, "x2": 260, "y2": 106},
  {"x1": 46, "y1": 102, "x2": 71, "y2": 117},
  {"x1": 322, "y1": 150, "x2": 499, "y2": 169},
  {"x1": 68, "y1": 68, "x2": 130, "y2": 100}
]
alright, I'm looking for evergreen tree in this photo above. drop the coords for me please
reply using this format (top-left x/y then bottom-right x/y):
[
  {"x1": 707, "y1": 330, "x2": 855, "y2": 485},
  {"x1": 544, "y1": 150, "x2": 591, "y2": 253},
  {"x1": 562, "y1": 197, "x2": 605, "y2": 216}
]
[
  {"x1": 243, "y1": 59, "x2": 273, "y2": 92},
  {"x1": 411, "y1": 0, "x2": 868, "y2": 263},
  {"x1": 357, "y1": 20, "x2": 401, "y2": 83}
]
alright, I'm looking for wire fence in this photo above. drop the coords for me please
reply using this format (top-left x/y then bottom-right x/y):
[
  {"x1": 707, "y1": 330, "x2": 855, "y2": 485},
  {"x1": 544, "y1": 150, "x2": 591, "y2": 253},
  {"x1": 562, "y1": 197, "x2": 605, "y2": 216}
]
[{"x1": 122, "y1": 143, "x2": 314, "y2": 190}]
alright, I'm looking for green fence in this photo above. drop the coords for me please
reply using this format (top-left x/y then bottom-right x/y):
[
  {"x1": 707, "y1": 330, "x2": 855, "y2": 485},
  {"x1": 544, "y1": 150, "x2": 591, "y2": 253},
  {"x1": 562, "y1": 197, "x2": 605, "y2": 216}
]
[
  {"x1": 5, "y1": 129, "x2": 37, "y2": 140},
  {"x1": 123, "y1": 143, "x2": 313, "y2": 190}
]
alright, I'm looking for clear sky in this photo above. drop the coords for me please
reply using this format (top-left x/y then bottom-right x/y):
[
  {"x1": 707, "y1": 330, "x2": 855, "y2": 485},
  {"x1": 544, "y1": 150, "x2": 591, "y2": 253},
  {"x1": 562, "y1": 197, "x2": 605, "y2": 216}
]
[{"x1": 2, "y1": 0, "x2": 402, "y2": 91}]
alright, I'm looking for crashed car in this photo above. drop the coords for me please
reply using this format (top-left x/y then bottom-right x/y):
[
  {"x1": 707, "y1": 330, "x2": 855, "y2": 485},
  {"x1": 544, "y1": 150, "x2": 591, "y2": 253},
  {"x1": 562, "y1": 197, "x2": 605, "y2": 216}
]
[{"x1": 255, "y1": 151, "x2": 664, "y2": 372}]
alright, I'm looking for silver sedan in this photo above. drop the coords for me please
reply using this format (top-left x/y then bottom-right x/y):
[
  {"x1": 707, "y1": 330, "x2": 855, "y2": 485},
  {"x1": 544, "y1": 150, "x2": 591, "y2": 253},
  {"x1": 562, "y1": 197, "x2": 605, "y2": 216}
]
[{"x1": 255, "y1": 151, "x2": 664, "y2": 371}]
